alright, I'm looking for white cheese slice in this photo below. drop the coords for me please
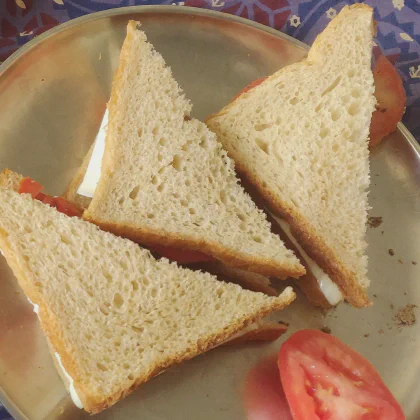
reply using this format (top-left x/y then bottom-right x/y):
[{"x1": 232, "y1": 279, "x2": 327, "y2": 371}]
[
  {"x1": 26, "y1": 298, "x2": 83, "y2": 408},
  {"x1": 77, "y1": 109, "x2": 109, "y2": 198},
  {"x1": 272, "y1": 215, "x2": 343, "y2": 306},
  {"x1": 55, "y1": 353, "x2": 84, "y2": 409},
  {"x1": 27, "y1": 297, "x2": 39, "y2": 315}
]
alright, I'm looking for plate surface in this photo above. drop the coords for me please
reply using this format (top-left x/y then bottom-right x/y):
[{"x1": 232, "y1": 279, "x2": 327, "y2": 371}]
[{"x1": 0, "y1": 6, "x2": 419, "y2": 420}]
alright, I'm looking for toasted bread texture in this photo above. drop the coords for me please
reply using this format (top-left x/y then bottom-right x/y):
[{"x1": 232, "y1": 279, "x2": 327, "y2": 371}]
[
  {"x1": 0, "y1": 168, "x2": 23, "y2": 190},
  {"x1": 207, "y1": 5, "x2": 376, "y2": 307},
  {"x1": 0, "y1": 187, "x2": 295, "y2": 414},
  {"x1": 74, "y1": 21, "x2": 304, "y2": 279}
]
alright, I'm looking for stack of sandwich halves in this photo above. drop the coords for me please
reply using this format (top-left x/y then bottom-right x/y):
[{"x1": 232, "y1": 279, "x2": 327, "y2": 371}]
[{"x1": 0, "y1": 4, "x2": 376, "y2": 414}]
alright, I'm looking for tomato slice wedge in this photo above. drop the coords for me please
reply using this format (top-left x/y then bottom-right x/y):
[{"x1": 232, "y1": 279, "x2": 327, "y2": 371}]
[
  {"x1": 370, "y1": 55, "x2": 406, "y2": 148},
  {"x1": 51, "y1": 197, "x2": 83, "y2": 218},
  {"x1": 18, "y1": 177, "x2": 44, "y2": 198},
  {"x1": 36, "y1": 192, "x2": 54, "y2": 206},
  {"x1": 278, "y1": 330, "x2": 405, "y2": 420},
  {"x1": 151, "y1": 245, "x2": 213, "y2": 264}
]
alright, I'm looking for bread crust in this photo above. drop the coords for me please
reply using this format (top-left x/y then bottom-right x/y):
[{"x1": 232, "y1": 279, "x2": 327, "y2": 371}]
[{"x1": 206, "y1": 4, "x2": 374, "y2": 308}]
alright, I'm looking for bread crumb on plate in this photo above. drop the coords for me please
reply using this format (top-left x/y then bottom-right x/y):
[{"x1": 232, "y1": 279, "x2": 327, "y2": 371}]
[{"x1": 394, "y1": 304, "x2": 417, "y2": 327}]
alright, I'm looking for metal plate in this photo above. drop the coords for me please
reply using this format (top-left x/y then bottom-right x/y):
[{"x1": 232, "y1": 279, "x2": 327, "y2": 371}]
[{"x1": 0, "y1": 6, "x2": 419, "y2": 420}]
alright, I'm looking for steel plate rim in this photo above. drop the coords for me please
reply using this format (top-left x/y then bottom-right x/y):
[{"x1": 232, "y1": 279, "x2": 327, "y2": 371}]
[
  {"x1": 0, "y1": 387, "x2": 27, "y2": 420},
  {"x1": 397, "y1": 122, "x2": 420, "y2": 155}
]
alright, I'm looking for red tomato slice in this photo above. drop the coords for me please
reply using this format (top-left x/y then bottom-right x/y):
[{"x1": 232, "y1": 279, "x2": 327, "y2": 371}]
[
  {"x1": 51, "y1": 197, "x2": 83, "y2": 218},
  {"x1": 18, "y1": 178, "x2": 82, "y2": 217},
  {"x1": 18, "y1": 177, "x2": 44, "y2": 198},
  {"x1": 244, "y1": 353, "x2": 293, "y2": 420},
  {"x1": 278, "y1": 330, "x2": 405, "y2": 420},
  {"x1": 151, "y1": 245, "x2": 213, "y2": 264},
  {"x1": 233, "y1": 77, "x2": 268, "y2": 101},
  {"x1": 370, "y1": 55, "x2": 406, "y2": 148},
  {"x1": 36, "y1": 192, "x2": 54, "y2": 206}
]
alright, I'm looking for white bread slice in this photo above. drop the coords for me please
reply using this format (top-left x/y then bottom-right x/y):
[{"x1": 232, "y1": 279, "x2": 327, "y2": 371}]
[
  {"x1": 0, "y1": 187, "x2": 295, "y2": 414},
  {"x1": 207, "y1": 5, "x2": 376, "y2": 307},
  {"x1": 72, "y1": 21, "x2": 304, "y2": 280}
]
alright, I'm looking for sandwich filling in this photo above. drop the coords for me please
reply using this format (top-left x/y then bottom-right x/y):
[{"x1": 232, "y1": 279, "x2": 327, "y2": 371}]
[
  {"x1": 26, "y1": 298, "x2": 83, "y2": 409},
  {"x1": 55, "y1": 353, "x2": 84, "y2": 409},
  {"x1": 272, "y1": 216, "x2": 343, "y2": 306},
  {"x1": 77, "y1": 109, "x2": 108, "y2": 198}
]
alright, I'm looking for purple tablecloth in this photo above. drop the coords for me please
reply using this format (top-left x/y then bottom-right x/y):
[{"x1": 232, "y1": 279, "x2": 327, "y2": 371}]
[{"x1": 0, "y1": 0, "x2": 419, "y2": 418}]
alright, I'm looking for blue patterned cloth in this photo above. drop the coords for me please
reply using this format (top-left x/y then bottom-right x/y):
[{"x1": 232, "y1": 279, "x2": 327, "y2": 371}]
[{"x1": 0, "y1": 0, "x2": 419, "y2": 418}]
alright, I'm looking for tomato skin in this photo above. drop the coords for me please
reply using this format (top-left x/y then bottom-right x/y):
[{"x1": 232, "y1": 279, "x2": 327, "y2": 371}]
[
  {"x1": 370, "y1": 55, "x2": 406, "y2": 148},
  {"x1": 51, "y1": 197, "x2": 83, "y2": 218},
  {"x1": 151, "y1": 245, "x2": 213, "y2": 264},
  {"x1": 35, "y1": 192, "x2": 54, "y2": 206},
  {"x1": 19, "y1": 177, "x2": 83, "y2": 217},
  {"x1": 233, "y1": 77, "x2": 268, "y2": 101},
  {"x1": 278, "y1": 330, "x2": 405, "y2": 420},
  {"x1": 18, "y1": 177, "x2": 44, "y2": 198}
]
